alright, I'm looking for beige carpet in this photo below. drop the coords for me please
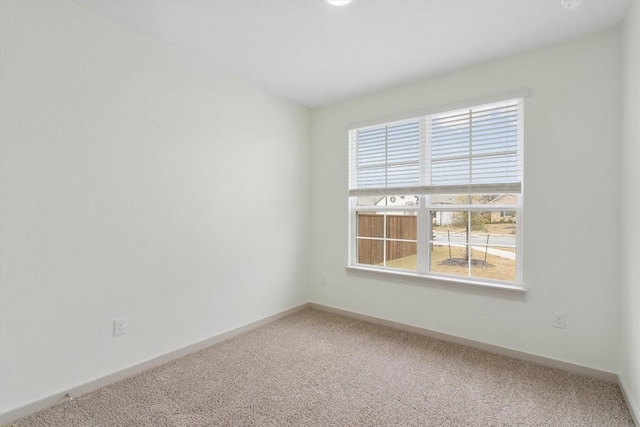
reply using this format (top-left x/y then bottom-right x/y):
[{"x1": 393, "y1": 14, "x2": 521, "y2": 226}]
[{"x1": 9, "y1": 308, "x2": 634, "y2": 426}]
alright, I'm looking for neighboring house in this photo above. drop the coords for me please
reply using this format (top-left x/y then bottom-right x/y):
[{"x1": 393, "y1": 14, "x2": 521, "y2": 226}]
[
  {"x1": 488, "y1": 194, "x2": 517, "y2": 223},
  {"x1": 430, "y1": 195, "x2": 455, "y2": 226}
]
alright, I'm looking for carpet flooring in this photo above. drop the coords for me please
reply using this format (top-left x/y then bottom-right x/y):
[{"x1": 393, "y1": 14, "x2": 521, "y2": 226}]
[{"x1": 9, "y1": 308, "x2": 634, "y2": 426}]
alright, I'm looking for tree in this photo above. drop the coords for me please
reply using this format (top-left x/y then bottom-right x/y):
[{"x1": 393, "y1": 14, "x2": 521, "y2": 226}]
[{"x1": 452, "y1": 211, "x2": 490, "y2": 232}]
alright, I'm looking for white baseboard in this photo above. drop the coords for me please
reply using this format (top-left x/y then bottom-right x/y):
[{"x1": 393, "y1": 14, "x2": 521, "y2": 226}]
[
  {"x1": 618, "y1": 375, "x2": 640, "y2": 426},
  {"x1": 0, "y1": 303, "x2": 310, "y2": 426},
  {"x1": 309, "y1": 303, "x2": 618, "y2": 383}
]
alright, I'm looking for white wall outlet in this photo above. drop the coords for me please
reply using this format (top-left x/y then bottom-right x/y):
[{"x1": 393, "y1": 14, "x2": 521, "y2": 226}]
[
  {"x1": 321, "y1": 275, "x2": 328, "y2": 286},
  {"x1": 553, "y1": 312, "x2": 566, "y2": 329},
  {"x1": 113, "y1": 318, "x2": 127, "y2": 336}
]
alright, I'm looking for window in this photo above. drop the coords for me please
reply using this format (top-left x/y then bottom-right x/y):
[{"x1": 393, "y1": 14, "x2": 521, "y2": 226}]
[{"x1": 348, "y1": 98, "x2": 523, "y2": 288}]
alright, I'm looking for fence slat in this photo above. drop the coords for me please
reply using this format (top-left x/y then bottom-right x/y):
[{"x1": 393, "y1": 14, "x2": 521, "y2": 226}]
[{"x1": 357, "y1": 214, "x2": 417, "y2": 265}]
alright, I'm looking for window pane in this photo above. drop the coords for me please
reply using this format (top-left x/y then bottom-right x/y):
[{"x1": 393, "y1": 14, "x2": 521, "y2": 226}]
[
  {"x1": 356, "y1": 212, "x2": 418, "y2": 271},
  {"x1": 430, "y1": 210, "x2": 517, "y2": 283},
  {"x1": 430, "y1": 243, "x2": 469, "y2": 276},
  {"x1": 357, "y1": 238, "x2": 383, "y2": 266},
  {"x1": 489, "y1": 211, "x2": 517, "y2": 227},
  {"x1": 430, "y1": 194, "x2": 518, "y2": 206},
  {"x1": 470, "y1": 246, "x2": 517, "y2": 282},
  {"x1": 431, "y1": 217, "x2": 469, "y2": 276},
  {"x1": 468, "y1": 211, "x2": 517, "y2": 282},
  {"x1": 386, "y1": 213, "x2": 417, "y2": 240},
  {"x1": 357, "y1": 195, "x2": 419, "y2": 207},
  {"x1": 472, "y1": 211, "x2": 517, "y2": 241},
  {"x1": 469, "y1": 211, "x2": 492, "y2": 233},
  {"x1": 357, "y1": 212, "x2": 384, "y2": 238},
  {"x1": 357, "y1": 196, "x2": 379, "y2": 206},
  {"x1": 385, "y1": 212, "x2": 418, "y2": 271},
  {"x1": 432, "y1": 211, "x2": 469, "y2": 233},
  {"x1": 429, "y1": 101, "x2": 520, "y2": 187},
  {"x1": 356, "y1": 120, "x2": 421, "y2": 189},
  {"x1": 385, "y1": 241, "x2": 417, "y2": 271}
]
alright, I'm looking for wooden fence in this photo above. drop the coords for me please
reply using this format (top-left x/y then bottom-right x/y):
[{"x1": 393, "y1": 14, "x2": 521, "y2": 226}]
[{"x1": 357, "y1": 213, "x2": 417, "y2": 265}]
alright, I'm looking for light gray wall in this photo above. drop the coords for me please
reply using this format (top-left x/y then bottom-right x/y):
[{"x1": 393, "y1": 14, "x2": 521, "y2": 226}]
[
  {"x1": 310, "y1": 30, "x2": 621, "y2": 373},
  {"x1": 620, "y1": 0, "x2": 640, "y2": 418},
  {"x1": 0, "y1": 0, "x2": 310, "y2": 412}
]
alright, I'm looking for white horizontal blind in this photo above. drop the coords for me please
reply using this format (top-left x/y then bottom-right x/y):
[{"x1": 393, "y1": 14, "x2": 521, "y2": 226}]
[
  {"x1": 349, "y1": 119, "x2": 423, "y2": 190},
  {"x1": 349, "y1": 98, "x2": 522, "y2": 196},
  {"x1": 429, "y1": 99, "x2": 521, "y2": 191}
]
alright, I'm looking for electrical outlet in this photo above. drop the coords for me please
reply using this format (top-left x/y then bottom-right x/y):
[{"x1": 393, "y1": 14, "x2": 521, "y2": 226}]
[
  {"x1": 321, "y1": 275, "x2": 328, "y2": 286},
  {"x1": 113, "y1": 318, "x2": 127, "y2": 336},
  {"x1": 552, "y1": 312, "x2": 566, "y2": 329}
]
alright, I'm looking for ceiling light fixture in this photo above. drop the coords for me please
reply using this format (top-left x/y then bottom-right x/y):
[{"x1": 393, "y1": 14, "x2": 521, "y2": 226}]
[
  {"x1": 560, "y1": 0, "x2": 583, "y2": 9},
  {"x1": 327, "y1": 0, "x2": 352, "y2": 6}
]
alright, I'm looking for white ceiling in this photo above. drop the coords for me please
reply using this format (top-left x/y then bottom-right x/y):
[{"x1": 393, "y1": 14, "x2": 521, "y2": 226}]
[{"x1": 71, "y1": 0, "x2": 632, "y2": 108}]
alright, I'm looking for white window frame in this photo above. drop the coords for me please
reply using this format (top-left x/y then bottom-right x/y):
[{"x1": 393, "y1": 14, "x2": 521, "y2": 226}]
[{"x1": 347, "y1": 97, "x2": 525, "y2": 291}]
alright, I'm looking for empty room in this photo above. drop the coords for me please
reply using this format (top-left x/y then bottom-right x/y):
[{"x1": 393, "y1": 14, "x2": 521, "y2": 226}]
[{"x1": 1, "y1": 0, "x2": 639, "y2": 425}]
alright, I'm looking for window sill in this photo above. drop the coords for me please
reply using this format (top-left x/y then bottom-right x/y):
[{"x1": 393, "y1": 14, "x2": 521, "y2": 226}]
[{"x1": 345, "y1": 265, "x2": 527, "y2": 293}]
